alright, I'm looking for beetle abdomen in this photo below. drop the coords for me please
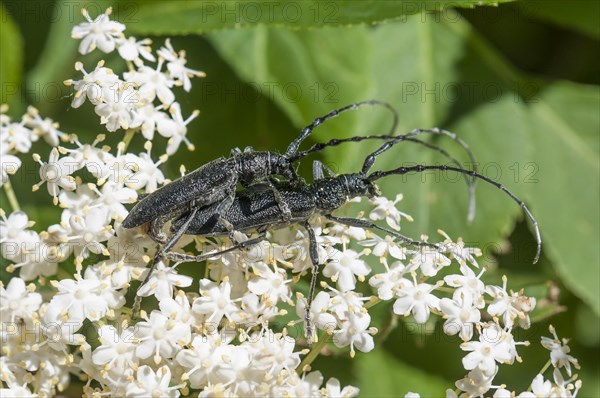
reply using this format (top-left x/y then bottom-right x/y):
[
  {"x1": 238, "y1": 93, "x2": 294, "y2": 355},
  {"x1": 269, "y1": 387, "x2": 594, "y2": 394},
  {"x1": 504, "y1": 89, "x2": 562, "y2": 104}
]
[{"x1": 122, "y1": 158, "x2": 233, "y2": 228}]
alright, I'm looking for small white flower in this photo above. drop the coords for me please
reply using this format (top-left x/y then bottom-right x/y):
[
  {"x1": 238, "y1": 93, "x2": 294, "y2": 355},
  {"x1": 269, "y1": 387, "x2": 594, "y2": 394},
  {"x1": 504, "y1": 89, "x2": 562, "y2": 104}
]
[
  {"x1": 541, "y1": 325, "x2": 580, "y2": 376},
  {"x1": 240, "y1": 292, "x2": 279, "y2": 325},
  {"x1": 252, "y1": 332, "x2": 302, "y2": 376},
  {"x1": 328, "y1": 288, "x2": 370, "y2": 319},
  {"x1": 117, "y1": 36, "x2": 156, "y2": 62},
  {"x1": 486, "y1": 275, "x2": 536, "y2": 329},
  {"x1": 156, "y1": 102, "x2": 199, "y2": 155},
  {"x1": 439, "y1": 290, "x2": 481, "y2": 341},
  {"x1": 135, "y1": 310, "x2": 191, "y2": 362},
  {"x1": 136, "y1": 103, "x2": 169, "y2": 140},
  {"x1": 157, "y1": 38, "x2": 206, "y2": 91},
  {"x1": 296, "y1": 291, "x2": 337, "y2": 332},
  {"x1": 32, "y1": 148, "x2": 79, "y2": 199},
  {"x1": 444, "y1": 264, "x2": 486, "y2": 309},
  {"x1": 393, "y1": 275, "x2": 441, "y2": 324},
  {"x1": 369, "y1": 194, "x2": 413, "y2": 231},
  {"x1": 439, "y1": 230, "x2": 481, "y2": 267},
  {"x1": 48, "y1": 277, "x2": 109, "y2": 321},
  {"x1": 92, "y1": 325, "x2": 137, "y2": 370},
  {"x1": 0, "y1": 210, "x2": 37, "y2": 255},
  {"x1": 411, "y1": 247, "x2": 451, "y2": 277},
  {"x1": 359, "y1": 234, "x2": 406, "y2": 260},
  {"x1": 23, "y1": 106, "x2": 67, "y2": 146},
  {"x1": 124, "y1": 144, "x2": 167, "y2": 193},
  {"x1": 0, "y1": 153, "x2": 21, "y2": 187},
  {"x1": 126, "y1": 365, "x2": 181, "y2": 398},
  {"x1": 455, "y1": 368, "x2": 496, "y2": 397},
  {"x1": 66, "y1": 207, "x2": 113, "y2": 259},
  {"x1": 369, "y1": 261, "x2": 410, "y2": 300},
  {"x1": 176, "y1": 334, "x2": 233, "y2": 388},
  {"x1": 94, "y1": 82, "x2": 142, "y2": 132},
  {"x1": 124, "y1": 60, "x2": 176, "y2": 105},
  {"x1": 88, "y1": 181, "x2": 138, "y2": 221},
  {"x1": 248, "y1": 262, "x2": 292, "y2": 304},
  {"x1": 272, "y1": 371, "x2": 323, "y2": 398},
  {"x1": 493, "y1": 388, "x2": 512, "y2": 398},
  {"x1": 71, "y1": 7, "x2": 125, "y2": 54},
  {"x1": 332, "y1": 311, "x2": 376, "y2": 357},
  {"x1": 328, "y1": 223, "x2": 367, "y2": 243},
  {"x1": 323, "y1": 377, "x2": 359, "y2": 398},
  {"x1": 57, "y1": 183, "x2": 96, "y2": 220},
  {"x1": 461, "y1": 323, "x2": 514, "y2": 376},
  {"x1": 516, "y1": 374, "x2": 552, "y2": 397},
  {"x1": 0, "y1": 277, "x2": 42, "y2": 323},
  {"x1": 192, "y1": 279, "x2": 241, "y2": 325},
  {"x1": 2, "y1": 120, "x2": 37, "y2": 153},
  {"x1": 40, "y1": 308, "x2": 85, "y2": 349},
  {"x1": 64, "y1": 61, "x2": 119, "y2": 107},
  {"x1": 322, "y1": 248, "x2": 371, "y2": 291},
  {"x1": 136, "y1": 260, "x2": 193, "y2": 301},
  {"x1": 107, "y1": 223, "x2": 156, "y2": 266},
  {"x1": 62, "y1": 134, "x2": 110, "y2": 176},
  {"x1": 0, "y1": 383, "x2": 36, "y2": 398},
  {"x1": 159, "y1": 291, "x2": 200, "y2": 325}
]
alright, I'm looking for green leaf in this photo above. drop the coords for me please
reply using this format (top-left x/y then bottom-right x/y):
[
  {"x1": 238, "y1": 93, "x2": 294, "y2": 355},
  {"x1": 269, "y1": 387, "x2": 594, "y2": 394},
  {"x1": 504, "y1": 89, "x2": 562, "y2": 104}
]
[
  {"x1": 0, "y1": 4, "x2": 24, "y2": 111},
  {"x1": 518, "y1": 0, "x2": 600, "y2": 39},
  {"x1": 127, "y1": 0, "x2": 515, "y2": 35},
  {"x1": 208, "y1": 14, "x2": 532, "y2": 262},
  {"x1": 527, "y1": 81, "x2": 600, "y2": 314},
  {"x1": 25, "y1": 2, "x2": 79, "y2": 115},
  {"x1": 355, "y1": 348, "x2": 450, "y2": 396}
]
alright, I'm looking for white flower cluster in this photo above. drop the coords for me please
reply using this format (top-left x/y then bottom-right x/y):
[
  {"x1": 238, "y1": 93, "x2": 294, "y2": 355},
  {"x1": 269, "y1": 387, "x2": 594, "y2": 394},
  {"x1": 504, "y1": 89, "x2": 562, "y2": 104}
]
[
  {"x1": 1, "y1": 105, "x2": 67, "y2": 187},
  {"x1": 65, "y1": 7, "x2": 204, "y2": 154},
  {"x1": 0, "y1": 8, "x2": 582, "y2": 398}
]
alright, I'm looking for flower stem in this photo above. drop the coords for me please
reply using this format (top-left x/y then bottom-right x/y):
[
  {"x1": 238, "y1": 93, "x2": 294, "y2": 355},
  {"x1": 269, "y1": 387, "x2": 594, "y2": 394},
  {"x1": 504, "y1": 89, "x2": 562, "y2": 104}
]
[
  {"x1": 122, "y1": 129, "x2": 136, "y2": 152},
  {"x1": 364, "y1": 297, "x2": 381, "y2": 310},
  {"x1": 538, "y1": 359, "x2": 553, "y2": 376},
  {"x1": 298, "y1": 332, "x2": 331, "y2": 373},
  {"x1": 527, "y1": 359, "x2": 552, "y2": 392},
  {"x1": 3, "y1": 178, "x2": 21, "y2": 211}
]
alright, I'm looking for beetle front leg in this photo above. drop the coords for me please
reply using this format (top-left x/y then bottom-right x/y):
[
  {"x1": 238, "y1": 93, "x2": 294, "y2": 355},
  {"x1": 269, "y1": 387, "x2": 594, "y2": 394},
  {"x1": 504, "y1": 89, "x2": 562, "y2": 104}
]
[
  {"x1": 325, "y1": 214, "x2": 442, "y2": 250},
  {"x1": 312, "y1": 160, "x2": 336, "y2": 181}
]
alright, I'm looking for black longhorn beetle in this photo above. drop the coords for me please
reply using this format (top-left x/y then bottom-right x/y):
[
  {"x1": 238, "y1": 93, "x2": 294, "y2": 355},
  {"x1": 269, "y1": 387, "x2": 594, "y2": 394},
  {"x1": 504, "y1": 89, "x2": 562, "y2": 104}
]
[
  {"x1": 159, "y1": 134, "x2": 542, "y2": 341},
  {"x1": 124, "y1": 101, "x2": 479, "y2": 315}
]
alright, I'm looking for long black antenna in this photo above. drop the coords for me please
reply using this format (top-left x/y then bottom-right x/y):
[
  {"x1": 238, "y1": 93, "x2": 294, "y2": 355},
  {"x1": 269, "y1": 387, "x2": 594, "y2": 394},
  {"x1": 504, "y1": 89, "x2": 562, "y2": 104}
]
[
  {"x1": 360, "y1": 128, "x2": 479, "y2": 222},
  {"x1": 291, "y1": 135, "x2": 474, "y2": 192},
  {"x1": 368, "y1": 164, "x2": 542, "y2": 264},
  {"x1": 284, "y1": 100, "x2": 399, "y2": 158}
]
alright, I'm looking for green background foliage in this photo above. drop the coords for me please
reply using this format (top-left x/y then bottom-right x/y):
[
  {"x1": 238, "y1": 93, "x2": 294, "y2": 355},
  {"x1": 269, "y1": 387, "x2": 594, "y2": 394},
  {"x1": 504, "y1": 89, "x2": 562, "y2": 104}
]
[{"x1": 1, "y1": 0, "x2": 598, "y2": 396}]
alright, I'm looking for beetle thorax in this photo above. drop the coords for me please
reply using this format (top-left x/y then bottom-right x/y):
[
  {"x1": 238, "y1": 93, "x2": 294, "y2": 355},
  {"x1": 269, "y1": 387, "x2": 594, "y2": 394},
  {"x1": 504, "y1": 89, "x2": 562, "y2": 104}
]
[
  {"x1": 235, "y1": 152, "x2": 295, "y2": 184},
  {"x1": 313, "y1": 176, "x2": 352, "y2": 212}
]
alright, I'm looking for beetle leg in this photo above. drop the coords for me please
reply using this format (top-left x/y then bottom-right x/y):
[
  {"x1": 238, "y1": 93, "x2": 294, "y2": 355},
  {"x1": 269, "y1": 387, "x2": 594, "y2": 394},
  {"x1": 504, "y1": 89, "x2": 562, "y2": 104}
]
[
  {"x1": 302, "y1": 221, "x2": 320, "y2": 345},
  {"x1": 265, "y1": 178, "x2": 292, "y2": 223},
  {"x1": 312, "y1": 160, "x2": 336, "y2": 181},
  {"x1": 147, "y1": 214, "x2": 170, "y2": 245},
  {"x1": 163, "y1": 230, "x2": 268, "y2": 263},
  {"x1": 132, "y1": 205, "x2": 200, "y2": 317},
  {"x1": 211, "y1": 188, "x2": 237, "y2": 238},
  {"x1": 325, "y1": 214, "x2": 442, "y2": 250}
]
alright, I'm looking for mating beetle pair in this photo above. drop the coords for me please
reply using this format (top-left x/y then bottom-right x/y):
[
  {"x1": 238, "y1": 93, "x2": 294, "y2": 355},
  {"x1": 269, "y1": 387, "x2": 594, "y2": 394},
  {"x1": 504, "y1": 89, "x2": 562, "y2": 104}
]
[{"x1": 123, "y1": 101, "x2": 542, "y2": 340}]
